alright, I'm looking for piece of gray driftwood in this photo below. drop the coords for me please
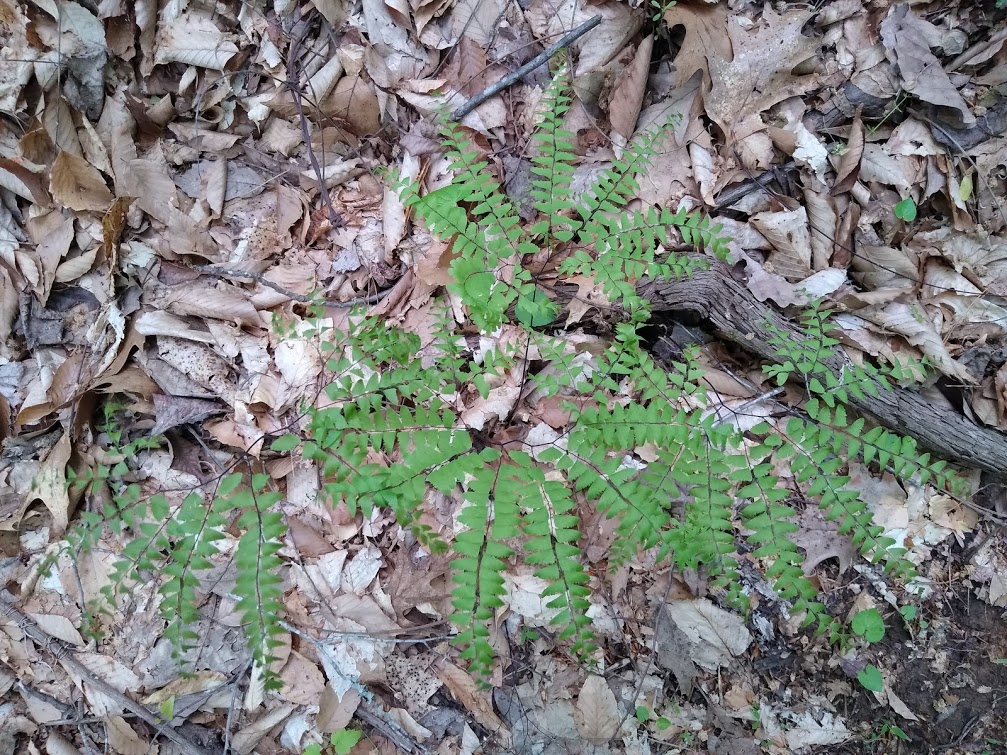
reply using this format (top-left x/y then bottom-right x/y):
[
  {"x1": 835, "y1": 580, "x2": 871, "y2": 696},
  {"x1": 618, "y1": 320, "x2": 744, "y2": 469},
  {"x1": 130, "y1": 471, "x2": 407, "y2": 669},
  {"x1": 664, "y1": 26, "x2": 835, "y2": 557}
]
[{"x1": 636, "y1": 260, "x2": 1007, "y2": 480}]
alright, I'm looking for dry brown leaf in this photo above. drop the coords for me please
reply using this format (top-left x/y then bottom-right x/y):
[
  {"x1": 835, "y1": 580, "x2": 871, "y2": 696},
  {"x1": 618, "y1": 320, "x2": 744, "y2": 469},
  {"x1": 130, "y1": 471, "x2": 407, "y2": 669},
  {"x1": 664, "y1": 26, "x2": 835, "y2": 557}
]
[
  {"x1": 435, "y1": 659, "x2": 509, "y2": 742},
  {"x1": 153, "y1": 11, "x2": 238, "y2": 70},
  {"x1": 0, "y1": 157, "x2": 51, "y2": 206},
  {"x1": 705, "y1": 6, "x2": 821, "y2": 140},
  {"x1": 104, "y1": 716, "x2": 153, "y2": 755},
  {"x1": 667, "y1": 3, "x2": 731, "y2": 90},
  {"x1": 880, "y1": 5, "x2": 974, "y2": 128},
  {"x1": 278, "y1": 651, "x2": 327, "y2": 707},
  {"x1": 751, "y1": 208, "x2": 812, "y2": 281},
  {"x1": 864, "y1": 302, "x2": 976, "y2": 384},
  {"x1": 790, "y1": 507, "x2": 858, "y2": 575},
  {"x1": 148, "y1": 282, "x2": 263, "y2": 328},
  {"x1": 575, "y1": 675, "x2": 620, "y2": 742},
  {"x1": 609, "y1": 35, "x2": 652, "y2": 143},
  {"x1": 666, "y1": 598, "x2": 751, "y2": 671},
  {"x1": 26, "y1": 209, "x2": 74, "y2": 303},
  {"x1": 803, "y1": 188, "x2": 838, "y2": 270},
  {"x1": 831, "y1": 110, "x2": 864, "y2": 195},
  {"x1": 49, "y1": 152, "x2": 113, "y2": 212}
]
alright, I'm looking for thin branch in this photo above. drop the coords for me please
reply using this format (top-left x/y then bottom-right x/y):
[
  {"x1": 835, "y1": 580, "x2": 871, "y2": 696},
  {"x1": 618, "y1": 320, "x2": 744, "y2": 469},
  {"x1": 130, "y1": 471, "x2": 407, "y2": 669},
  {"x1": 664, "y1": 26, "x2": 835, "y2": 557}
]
[
  {"x1": 287, "y1": 11, "x2": 345, "y2": 230},
  {"x1": 0, "y1": 597, "x2": 220, "y2": 755},
  {"x1": 195, "y1": 265, "x2": 390, "y2": 307},
  {"x1": 450, "y1": 15, "x2": 602, "y2": 122}
]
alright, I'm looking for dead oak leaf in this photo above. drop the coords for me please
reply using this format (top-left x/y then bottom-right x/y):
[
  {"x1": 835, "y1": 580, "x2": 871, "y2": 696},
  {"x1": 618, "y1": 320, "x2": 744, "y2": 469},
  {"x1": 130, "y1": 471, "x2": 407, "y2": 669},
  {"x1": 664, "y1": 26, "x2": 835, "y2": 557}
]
[{"x1": 705, "y1": 7, "x2": 821, "y2": 140}]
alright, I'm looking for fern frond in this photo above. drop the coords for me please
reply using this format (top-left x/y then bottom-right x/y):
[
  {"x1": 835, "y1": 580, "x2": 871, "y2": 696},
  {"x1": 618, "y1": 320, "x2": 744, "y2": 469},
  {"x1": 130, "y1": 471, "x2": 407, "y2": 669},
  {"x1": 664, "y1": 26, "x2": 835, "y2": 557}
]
[
  {"x1": 451, "y1": 451, "x2": 513, "y2": 676},
  {"x1": 529, "y1": 67, "x2": 579, "y2": 245},
  {"x1": 510, "y1": 451, "x2": 594, "y2": 655},
  {"x1": 201, "y1": 474, "x2": 287, "y2": 689},
  {"x1": 403, "y1": 121, "x2": 527, "y2": 331}
]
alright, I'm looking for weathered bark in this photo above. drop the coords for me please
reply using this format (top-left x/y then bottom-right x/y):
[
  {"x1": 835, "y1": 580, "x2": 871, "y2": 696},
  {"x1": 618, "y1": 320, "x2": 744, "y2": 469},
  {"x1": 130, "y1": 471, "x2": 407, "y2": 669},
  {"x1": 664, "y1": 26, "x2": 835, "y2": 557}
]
[{"x1": 631, "y1": 261, "x2": 1007, "y2": 479}]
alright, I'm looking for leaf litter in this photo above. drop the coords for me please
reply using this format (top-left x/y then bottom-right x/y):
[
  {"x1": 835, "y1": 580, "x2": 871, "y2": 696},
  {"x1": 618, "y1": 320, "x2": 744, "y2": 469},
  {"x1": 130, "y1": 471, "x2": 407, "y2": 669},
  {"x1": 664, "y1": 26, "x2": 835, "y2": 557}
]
[{"x1": 2, "y1": 0, "x2": 1007, "y2": 752}]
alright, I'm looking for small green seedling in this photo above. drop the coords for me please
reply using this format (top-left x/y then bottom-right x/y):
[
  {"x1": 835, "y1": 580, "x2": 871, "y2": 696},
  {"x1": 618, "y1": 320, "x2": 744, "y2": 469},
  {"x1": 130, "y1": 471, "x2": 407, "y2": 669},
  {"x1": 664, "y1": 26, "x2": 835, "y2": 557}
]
[
  {"x1": 857, "y1": 663, "x2": 883, "y2": 692},
  {"x1": 894, "y1": 197, "x2": 917, "y2": 222},
  {"x1": 851, "y1": 608, "x2": 885, "y2": 644},
  {"x1": 303, "y1": 729, "x2": 363, "y2": 755},
  {"x1": 868, "y1": 720, "x2": 910, "y2": 743},
  {"x1": 635, "y1": 705, "x2": 672, "y2": 731}
]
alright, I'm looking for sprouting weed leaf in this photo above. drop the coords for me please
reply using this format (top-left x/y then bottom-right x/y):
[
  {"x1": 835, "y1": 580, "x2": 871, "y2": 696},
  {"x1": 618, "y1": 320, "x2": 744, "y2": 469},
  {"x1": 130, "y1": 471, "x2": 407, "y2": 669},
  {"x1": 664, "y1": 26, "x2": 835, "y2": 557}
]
[
  {"x1": 851, "y1": 608, "x2": 885, "y2": 643},
  {"x1": 330, "y1": 729, "x2": 363, "y2": 755},
  {"x1": 271, "y1": 434, "x2": 301, "y2": 452},
  {"x1": 515, "y1": 288, "x2": 557, "y2": 327},
  {"x1": 159, "y1": 695, "x2": 175, "y2": 720},
  {"x1": 893, "y1": 197, "x2": 916, "y2": 222},
  {"x1": 857, "y1": 664, "x2": 884, "y2": 692},
  {"x1": 959, "y1": 172, "x2": 974, "y2": 202}
]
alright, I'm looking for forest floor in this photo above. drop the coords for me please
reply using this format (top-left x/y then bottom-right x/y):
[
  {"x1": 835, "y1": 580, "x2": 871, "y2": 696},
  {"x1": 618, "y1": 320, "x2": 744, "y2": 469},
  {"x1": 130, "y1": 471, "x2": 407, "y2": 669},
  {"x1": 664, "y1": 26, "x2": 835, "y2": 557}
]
[{"x1": 4, "y1": 0, "x2": 1007, "y2": 753}]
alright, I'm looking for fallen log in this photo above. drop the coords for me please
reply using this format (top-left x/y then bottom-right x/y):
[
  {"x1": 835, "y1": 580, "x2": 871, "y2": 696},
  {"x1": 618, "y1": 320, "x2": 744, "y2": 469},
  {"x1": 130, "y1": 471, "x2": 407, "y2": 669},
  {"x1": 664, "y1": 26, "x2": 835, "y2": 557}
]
[{"x1": 632, "y1": 260, "x2": 1007, "y2": 480}]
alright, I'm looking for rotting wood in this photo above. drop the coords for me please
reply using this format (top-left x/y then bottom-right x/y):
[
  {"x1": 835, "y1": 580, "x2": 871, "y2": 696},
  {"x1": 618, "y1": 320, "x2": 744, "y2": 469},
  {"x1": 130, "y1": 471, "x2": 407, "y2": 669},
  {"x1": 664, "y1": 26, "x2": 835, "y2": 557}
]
[{"x1": 630, "y1": 258, "x2": 1007, "y2": 480}]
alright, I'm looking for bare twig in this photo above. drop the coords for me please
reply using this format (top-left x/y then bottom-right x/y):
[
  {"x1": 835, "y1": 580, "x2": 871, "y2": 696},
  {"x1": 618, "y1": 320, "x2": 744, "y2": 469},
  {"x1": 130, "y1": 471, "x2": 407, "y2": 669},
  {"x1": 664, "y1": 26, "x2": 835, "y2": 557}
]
[
  {"x1": 194, "y1": 265, "x2": 390, "y2": 307},
  {"x1": 286, "y1": 11, "x2": 344, "y2": 230},
  {"x1": 450, "y1": 15, "x2": 602, "y2": 122},
  {"x1": 0, "y1": 597, "x2": 220, "y2": 755}
]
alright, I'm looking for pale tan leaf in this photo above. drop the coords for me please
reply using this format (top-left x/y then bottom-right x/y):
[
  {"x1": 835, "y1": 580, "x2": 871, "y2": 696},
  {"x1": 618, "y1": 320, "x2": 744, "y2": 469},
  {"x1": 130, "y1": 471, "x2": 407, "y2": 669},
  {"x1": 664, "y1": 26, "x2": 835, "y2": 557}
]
[
  {"x1": 50, "y1": 151, "x2": 114, "y2": 212},
  {"x1": 666, "y1": 2, "x2": 731, "y2": 89},
  {"x1": 803, "y1": 188, "x2": 838, "y2": 270},
  {"x1": 279, "y1": 651, "x2": 327, "y2": 707},
  {"x1": 230, "y1": 704, "x2": 296, "y2": 755},
  {"x1": 154, "y1": 11, "x2": 239, "y2": 70},
  {"x1": 859, "y1": 144, "x2": 917, "y2": 190},
  {"x1": 575, "y1": 675, "x2": 620, "y2": 742},
  {"x1": 751, "y1": 207, "x2": 812, "y2": 281},
  {"x1": 880, "y1": 5, "x2": 974, "y2": 128},
  {"x1": 148, "y1": 282, "x2": 263, "y2": 327},
  {"x1": 310, "y1": 0, "x2": 350, "y2": 28},
  {"x1": 205, "y1": 158, "x2": 227, "y2": 218},
  {"x1": 0, "y1": 158, "x2": 50, "y2": 205},
  {"x1": 26, "y1": 209, "x2": 74, "y2": 303},
  {"x1": 141, "y1": 672, "x2": 229, "y2": 705},
  {"x1": 104, "y1": 716, "x2": 152, "y2": 755},
  {"x1": 689, "y1": 141, "x2": 716, "y2": 206},
  {"x1": 43, "y1": 732, "x2": 78, "y2": 755},
  {"x1": 609, "y1": 35, "x2": 652, "y2": 141},
  {"x1": 866, "y1": 302, "x2": 977, "y2": 383},
  {"x1": 667, "y1": 598, "x2": 751, "y2": 671},
  {"x1": 435, "y1": 660, "x2": 511, "y2": 740},
  {"x1": 43, "y1": 97, "x2": 82, "y2": 157},
  {"x1": 887, "y1": 117, "x2": 942, "y2": 156},
  {"x1": 883, "y1": 684, "x2": 920, "y2": 722},
  {"x1": 705, "y1": 6, "x2": 821, "y2": 140},
  {"x1": 28, "y1": 613, "x2": 84, "y2": 647},
  {"x1": 850, "y1": 243, "x2": 919, "y2": 290},
  {"x1": 831, "y1": 110, "x2": 864, "y2": 195},
  {"x1": 383, "y1": 152, "x2": 417, "y2": 256}
]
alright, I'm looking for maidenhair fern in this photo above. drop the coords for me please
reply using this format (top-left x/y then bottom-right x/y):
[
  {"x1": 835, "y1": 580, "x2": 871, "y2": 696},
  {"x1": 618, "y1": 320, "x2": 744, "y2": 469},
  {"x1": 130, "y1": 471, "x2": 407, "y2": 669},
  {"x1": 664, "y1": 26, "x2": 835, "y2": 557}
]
[
  {"x1": 291, "y1": 66, "x2": 961, "y2": 670},
  {"x1": 67, "y1": 67, "x2": 963, "y2": 685},
  {"x1": 69, "y1": 404, "x2": 288, "y2": 689}
]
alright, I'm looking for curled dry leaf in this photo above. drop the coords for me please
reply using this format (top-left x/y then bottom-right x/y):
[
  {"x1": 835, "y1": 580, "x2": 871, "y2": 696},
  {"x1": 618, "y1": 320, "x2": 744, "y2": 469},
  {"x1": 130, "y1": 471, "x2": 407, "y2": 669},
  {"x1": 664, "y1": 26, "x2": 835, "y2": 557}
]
[{"x1": 751, "y1": 207, "x2": 813, "y2": 282}]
